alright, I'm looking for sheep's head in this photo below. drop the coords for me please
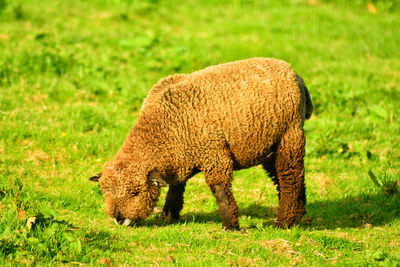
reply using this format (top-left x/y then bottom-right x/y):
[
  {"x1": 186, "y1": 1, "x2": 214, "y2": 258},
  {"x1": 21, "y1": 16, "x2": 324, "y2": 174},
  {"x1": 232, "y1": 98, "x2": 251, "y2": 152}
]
[{"x1": 92, "y1": 160, "x2": 166, "y2": 226}]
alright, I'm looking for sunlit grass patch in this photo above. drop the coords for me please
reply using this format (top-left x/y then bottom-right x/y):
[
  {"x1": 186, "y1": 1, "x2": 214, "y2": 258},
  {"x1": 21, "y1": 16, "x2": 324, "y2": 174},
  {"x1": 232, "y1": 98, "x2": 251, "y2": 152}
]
[{"x1": 1, "y1": 0, "x2": 400, "y2": 265}]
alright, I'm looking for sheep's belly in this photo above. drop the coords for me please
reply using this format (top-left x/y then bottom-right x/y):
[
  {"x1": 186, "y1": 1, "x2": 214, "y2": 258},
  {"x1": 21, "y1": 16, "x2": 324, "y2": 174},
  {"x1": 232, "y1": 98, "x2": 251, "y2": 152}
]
[{"x1": 225, "y1": 125, "x2": 280, "y2": 170}]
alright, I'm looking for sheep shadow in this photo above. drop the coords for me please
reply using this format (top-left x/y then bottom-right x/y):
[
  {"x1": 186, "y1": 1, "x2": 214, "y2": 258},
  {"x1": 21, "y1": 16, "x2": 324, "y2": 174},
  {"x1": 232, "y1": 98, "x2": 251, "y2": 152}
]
[
  {"x1": 302, "y1": 193, "x2": 400, "y2": 229},
  {"x1": 145, "y1": 193, "x2": 400, "y2": 230}
]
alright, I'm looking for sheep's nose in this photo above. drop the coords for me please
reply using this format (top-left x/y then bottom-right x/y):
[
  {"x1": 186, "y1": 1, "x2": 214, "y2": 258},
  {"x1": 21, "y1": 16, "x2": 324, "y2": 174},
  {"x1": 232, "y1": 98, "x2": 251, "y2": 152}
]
[
  {"x1": 113, "y1": 206, "x2": 132, "y2": 226},
  {"x1": 114, "y1": 206, "x2": 125, "y2": 224}
]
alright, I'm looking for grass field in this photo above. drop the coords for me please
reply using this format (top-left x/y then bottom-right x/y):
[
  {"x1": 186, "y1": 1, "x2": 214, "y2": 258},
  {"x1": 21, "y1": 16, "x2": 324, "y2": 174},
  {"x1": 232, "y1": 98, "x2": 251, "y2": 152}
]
[{"x1": 1, "y1": 0, "x2": 400, "y2": 265}]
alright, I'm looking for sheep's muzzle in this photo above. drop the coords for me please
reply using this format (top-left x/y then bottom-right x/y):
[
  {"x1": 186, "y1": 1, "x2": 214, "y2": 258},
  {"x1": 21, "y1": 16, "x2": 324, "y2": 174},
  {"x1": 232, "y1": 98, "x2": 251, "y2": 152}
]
[{"x1": 113, "y1": 205, "x2": 132, "y2": 226}]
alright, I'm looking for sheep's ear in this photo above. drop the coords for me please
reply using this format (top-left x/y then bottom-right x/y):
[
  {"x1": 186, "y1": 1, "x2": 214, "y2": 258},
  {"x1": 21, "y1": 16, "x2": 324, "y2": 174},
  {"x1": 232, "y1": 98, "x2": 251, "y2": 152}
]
[
  {"x1": 148, "y1": 172, "x2": 167, "y2": 187},
  {"x1": 89, "y1": 173, "x2": 102, "y2": 182}
]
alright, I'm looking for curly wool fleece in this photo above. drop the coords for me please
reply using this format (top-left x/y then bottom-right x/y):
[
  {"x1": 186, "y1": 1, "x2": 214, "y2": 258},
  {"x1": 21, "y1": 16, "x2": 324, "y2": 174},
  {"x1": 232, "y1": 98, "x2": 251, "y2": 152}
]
[{"x1": 97, "y1": 57, "x2": 313, "y2": 229}]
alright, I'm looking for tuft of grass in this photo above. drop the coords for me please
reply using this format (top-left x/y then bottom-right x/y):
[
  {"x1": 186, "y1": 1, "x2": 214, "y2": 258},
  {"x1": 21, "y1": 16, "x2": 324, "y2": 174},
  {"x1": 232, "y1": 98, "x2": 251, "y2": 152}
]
[{"x1": 369, "y1": 169, "x2": 398, "y2": 197}]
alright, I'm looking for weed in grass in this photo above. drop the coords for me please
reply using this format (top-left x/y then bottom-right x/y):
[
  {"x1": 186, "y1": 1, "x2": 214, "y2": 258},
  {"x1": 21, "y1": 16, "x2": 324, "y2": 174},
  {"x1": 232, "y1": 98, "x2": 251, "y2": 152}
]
[
  {"x1": 368, "y1": 169, "x2": 398, "y2": 197},
  {"x1": 1, "y1": 212, "x2": 82, "y2": 264}
]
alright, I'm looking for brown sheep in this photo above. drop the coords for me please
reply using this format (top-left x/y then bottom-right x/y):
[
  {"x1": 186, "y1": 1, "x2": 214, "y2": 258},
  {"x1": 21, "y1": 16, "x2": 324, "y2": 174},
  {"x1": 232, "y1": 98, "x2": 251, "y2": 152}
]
[{"x1": 90, "y1": 57, "x2": 313, "y2": 230}]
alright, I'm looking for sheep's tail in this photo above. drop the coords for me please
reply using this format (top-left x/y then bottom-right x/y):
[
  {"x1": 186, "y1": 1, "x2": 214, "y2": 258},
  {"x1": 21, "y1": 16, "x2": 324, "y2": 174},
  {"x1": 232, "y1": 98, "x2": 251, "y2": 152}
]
[
  {"x1": 295, "y1": 73, "x2": 313, "y2": 120},
  {"x1": 304, "y1": 86, "x2": 313, "y2": 120}
]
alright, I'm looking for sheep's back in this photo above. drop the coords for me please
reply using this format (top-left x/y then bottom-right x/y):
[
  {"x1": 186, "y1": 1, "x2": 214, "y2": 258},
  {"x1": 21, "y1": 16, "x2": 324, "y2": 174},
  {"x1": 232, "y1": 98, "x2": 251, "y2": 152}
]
[{"x1": 140, "y1": 58, "x2": 304, "y2": 169}]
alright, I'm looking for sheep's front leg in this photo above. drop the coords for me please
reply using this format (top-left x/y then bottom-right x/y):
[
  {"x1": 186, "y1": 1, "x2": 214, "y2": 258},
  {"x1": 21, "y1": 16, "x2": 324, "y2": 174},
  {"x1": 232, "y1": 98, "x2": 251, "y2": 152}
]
[
  {"x1": 274, "y1": 126, "x2": 306, "y2": 228},
  {"x1": 163, "y1": 182, "x2": 186, "y2": 220},
  {"x1": 209, "y1": 183, "x2": 239, "y2": 230},
  {"x1": 204, "y1": 153, "x2": 239, "y2": 230}
]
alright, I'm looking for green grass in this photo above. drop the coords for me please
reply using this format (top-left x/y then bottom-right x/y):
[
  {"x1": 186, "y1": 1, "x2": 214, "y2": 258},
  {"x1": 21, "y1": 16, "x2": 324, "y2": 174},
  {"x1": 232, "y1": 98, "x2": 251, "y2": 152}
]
[{"x1": 1, "y1": 0, "x2": 400, "y2": 265}]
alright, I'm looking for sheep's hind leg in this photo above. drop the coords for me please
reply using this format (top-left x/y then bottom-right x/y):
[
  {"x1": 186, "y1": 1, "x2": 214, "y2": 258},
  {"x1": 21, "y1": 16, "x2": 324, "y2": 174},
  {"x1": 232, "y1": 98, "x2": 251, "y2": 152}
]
[
  {"x1": 262, "y1": 155, "x2": 280, "y2": 200},
  {"x1": 163, "y1": 182, "x2": 186, "y2": 220},
  {"x1": 274, "y1": 126, "x2": 306, "y2": 228}
]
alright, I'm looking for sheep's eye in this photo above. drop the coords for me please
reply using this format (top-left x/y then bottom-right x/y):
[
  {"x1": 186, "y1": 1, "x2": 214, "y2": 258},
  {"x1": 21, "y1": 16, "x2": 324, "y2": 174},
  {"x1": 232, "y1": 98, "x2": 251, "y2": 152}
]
[{"x1": 132, "y1": 192, "x2": 139, "y2": 197}]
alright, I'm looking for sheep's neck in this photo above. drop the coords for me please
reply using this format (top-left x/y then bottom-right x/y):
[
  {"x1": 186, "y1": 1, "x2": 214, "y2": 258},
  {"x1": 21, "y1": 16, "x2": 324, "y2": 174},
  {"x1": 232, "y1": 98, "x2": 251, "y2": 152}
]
[{"x1": 115, "y1": 124, "x2": 163, "y2": 165}]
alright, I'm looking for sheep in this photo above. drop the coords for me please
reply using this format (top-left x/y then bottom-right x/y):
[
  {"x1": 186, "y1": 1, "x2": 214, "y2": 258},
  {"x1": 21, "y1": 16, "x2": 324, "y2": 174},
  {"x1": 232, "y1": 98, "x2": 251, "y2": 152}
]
[{"x1": 90, "y1": 57, "x2": 313, "y2": 230}]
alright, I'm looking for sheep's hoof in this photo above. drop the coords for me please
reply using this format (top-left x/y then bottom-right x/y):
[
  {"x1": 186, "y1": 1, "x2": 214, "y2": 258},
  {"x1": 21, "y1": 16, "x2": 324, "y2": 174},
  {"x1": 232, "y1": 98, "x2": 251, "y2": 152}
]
[
  {"x1": 275, "y1": 214, "x2": 303, "y2": 229},
  {"x1": 161, "y1": 211, "x2": 179, "y2": 224},
  {"x1": 274, "y1": 220, "x2": 297, "y2": 229},
  {"x1": 274, "y1": 221, "x2": 287, "y2": 229},
  {"x1": 223, "y1": 226, "x2": 240, "y2": 232},
  {"x1": 162, "y1": 214, "x2": 172, "y2": 224}
]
